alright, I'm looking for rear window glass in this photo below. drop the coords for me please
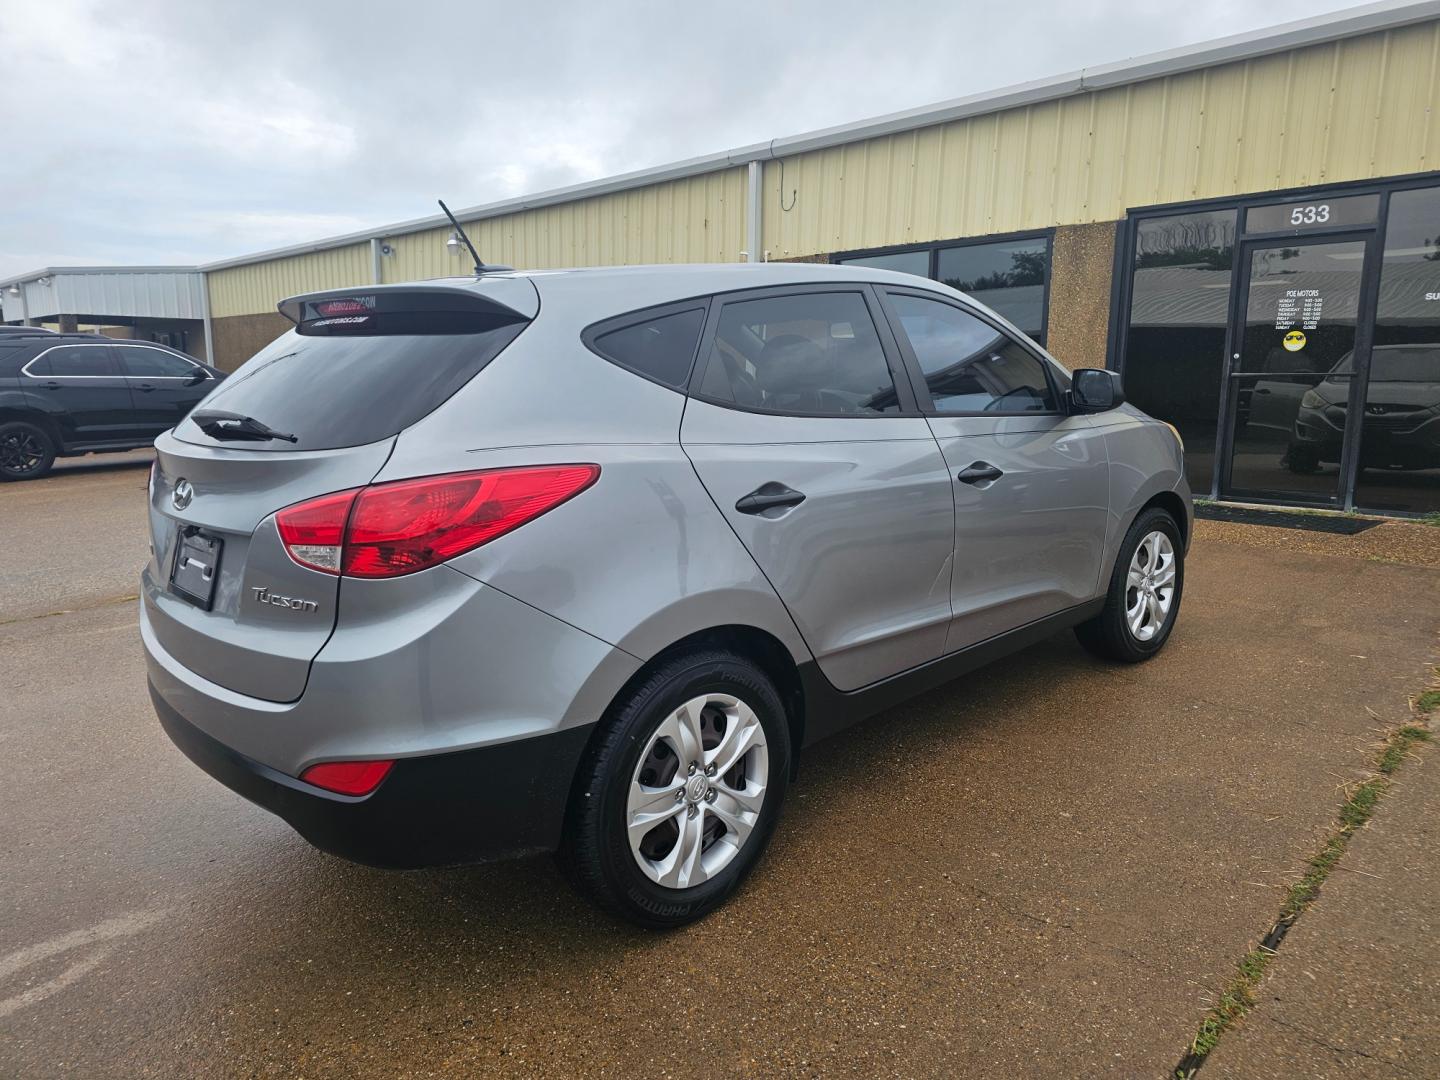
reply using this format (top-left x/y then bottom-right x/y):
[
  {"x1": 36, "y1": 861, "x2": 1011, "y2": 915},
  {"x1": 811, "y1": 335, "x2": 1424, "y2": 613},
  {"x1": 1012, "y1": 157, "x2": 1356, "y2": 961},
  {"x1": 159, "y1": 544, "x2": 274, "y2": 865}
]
[
  {"x1": 180, "y1": 324, "x2": 526, "y2": 451},
  {"x1": 586, "y1": 305, "x2": 706, "y2": 389}
]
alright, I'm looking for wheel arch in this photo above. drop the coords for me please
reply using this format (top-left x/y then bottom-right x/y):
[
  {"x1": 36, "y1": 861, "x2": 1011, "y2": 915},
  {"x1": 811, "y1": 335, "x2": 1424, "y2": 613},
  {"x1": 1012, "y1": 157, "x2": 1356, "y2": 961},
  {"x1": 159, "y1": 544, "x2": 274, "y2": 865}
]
[
  {"x1": 1136, "y1": 489, "x2": 1190, "y2": 549},
  {"x1": 0, "y1": 406, "x2": 62, "y2": 446},
  {"x1": 577, "y1": 623, "x2": 808, "y2": 796}
]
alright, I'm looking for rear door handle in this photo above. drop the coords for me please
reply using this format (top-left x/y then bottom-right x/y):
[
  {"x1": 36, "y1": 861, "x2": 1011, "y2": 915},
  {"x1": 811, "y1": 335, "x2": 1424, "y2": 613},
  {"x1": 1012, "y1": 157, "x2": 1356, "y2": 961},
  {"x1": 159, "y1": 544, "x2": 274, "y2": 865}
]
[
  {"x1": 735, "y1": 482, "x2": 806, "y2": 515},
  {"x1": 957, "y1": 461, "x2": 1004, "y2": 485},
  {"x1": 135, "y1": 383, "x2": 155, "y2": 393}
]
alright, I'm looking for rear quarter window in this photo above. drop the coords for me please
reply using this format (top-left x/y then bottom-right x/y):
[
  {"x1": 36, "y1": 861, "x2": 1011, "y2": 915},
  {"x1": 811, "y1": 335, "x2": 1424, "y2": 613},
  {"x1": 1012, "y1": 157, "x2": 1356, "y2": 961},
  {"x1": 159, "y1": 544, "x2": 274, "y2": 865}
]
[{"x1": 583, "y1": 303, "x2": 707, "y2": 389}]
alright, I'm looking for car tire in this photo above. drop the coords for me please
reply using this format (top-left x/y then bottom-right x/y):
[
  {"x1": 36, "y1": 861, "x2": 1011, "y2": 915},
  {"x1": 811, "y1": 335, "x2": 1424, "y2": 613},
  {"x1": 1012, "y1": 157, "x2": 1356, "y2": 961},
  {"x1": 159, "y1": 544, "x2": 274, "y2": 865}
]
[
  {"x1": 1074, "y1": 506, "x2": 1184, "y2": 663},
  {"x1": 562, "y1": 648, "x2": 791, "y2": 928},
  {"x1": 0, "y1": 420, "x2": 56, "y2": 481}
]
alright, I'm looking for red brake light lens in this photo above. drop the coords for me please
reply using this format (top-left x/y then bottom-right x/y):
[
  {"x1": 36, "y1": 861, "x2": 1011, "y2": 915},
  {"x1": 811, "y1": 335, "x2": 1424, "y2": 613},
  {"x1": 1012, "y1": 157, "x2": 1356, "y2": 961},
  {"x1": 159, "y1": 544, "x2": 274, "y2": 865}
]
[
  {"x1": 344, "y1": 465, "x2": 600, "y2": 578},
  {"x1": 312, "y1": 297, "x2": 375, "y2": 316},
  {"x1": 275, "y1": 489, "x2": 359, "y2": 574},
  {"x1": 300, "y1": 759, "x2": 394, "y2": 796},
  {"x1": 274, "y1": 465, "x2": 598, "y2": 578}
]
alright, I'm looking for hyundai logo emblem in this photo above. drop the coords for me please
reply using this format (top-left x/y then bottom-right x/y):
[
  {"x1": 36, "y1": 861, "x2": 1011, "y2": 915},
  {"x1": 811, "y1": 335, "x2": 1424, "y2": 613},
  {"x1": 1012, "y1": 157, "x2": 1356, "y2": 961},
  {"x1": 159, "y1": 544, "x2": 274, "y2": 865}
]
[{"x1": 172, "y1": 478, "x2": 194, "y2": 510}]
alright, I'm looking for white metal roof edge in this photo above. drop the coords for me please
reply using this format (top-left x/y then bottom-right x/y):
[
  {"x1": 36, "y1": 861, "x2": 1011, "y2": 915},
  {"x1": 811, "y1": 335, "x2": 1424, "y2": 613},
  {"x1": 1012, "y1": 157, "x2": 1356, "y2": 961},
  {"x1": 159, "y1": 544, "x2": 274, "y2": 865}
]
[
  {"x1": 191, "y1": 0, "x2": 1440, "y2": 274},
  {"x1": 0, "y1": 266, "x2": 203, "y2": 288}
]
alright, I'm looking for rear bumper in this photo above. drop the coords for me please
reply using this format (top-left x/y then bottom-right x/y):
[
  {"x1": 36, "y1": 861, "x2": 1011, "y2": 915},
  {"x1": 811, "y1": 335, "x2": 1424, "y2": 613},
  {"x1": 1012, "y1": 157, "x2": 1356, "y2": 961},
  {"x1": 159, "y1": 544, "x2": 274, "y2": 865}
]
[{"x1": 152, "y1": 683, "x2": 594, "y2": 868}]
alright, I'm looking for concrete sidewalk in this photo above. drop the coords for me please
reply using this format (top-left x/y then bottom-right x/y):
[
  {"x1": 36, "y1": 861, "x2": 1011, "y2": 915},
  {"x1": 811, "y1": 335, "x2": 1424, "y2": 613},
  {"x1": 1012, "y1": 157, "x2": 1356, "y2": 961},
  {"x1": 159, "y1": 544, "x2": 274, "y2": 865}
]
[{"x1": 1207, "y1": 724, "x2": 1439, "y2": 1079}]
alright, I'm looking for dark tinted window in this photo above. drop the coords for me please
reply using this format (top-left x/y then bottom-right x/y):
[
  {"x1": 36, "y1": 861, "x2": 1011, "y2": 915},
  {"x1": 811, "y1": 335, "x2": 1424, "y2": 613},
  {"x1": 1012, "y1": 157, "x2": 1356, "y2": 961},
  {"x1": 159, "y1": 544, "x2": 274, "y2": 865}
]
[
  {"x1": 589, "y1": 307, "x2": 705, "y2": 388},
  {"x1": 836, "y1": 250, "x2": 930, "y2": 277},
  {"x1": 699, "y1": 292, "x2": 898, "y2": 416},
  {"x1": 1355, "y1": 184, "x2": 1440, "y2": 515},
  {"x1": 183, "y1": 323, "x2": 527, "y2": 451},
  {"x1": 936, "y1": 238, "x2": 1049, "y2": 341},
  {"x1": 118, "y1": 346, "x2": 196, "y2": 377},
  {"x1": 30, "y1": 345, "x2": 114, "y2": 377},
  {"x1": 890, "y1": 294, "x2": 1056, "y2": 413},
  {"x1": 1122, "y1": 209, "x2": 1237, "y2": 495}
]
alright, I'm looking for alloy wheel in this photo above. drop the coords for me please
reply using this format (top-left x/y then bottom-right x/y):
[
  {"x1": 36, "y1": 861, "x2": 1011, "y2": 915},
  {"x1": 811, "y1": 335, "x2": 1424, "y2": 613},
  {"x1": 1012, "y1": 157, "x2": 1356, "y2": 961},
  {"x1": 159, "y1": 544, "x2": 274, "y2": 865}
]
[
  {"x1": 1125, "y1": 530, "x2": 1177, "y2": 642},
  {"x1": 626, "y1": 692, "x2": 769, "y2": 889},
  {"x1": 0, "y1": 431, "x2": 45, "y2": 476}
]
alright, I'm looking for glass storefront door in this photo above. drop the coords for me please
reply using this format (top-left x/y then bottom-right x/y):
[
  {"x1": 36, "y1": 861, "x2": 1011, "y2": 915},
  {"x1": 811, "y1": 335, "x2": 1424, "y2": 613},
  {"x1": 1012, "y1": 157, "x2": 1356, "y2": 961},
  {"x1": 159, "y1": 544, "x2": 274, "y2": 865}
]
[{"x1": 1221, "y1": 237, "x2": 1375, "y2": 504}]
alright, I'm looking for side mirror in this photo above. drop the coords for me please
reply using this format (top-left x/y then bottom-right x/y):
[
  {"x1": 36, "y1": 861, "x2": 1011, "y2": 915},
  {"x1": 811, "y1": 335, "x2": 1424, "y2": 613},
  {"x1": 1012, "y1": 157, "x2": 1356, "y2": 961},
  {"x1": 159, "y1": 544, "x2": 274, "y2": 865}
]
[
  {"x1": 185, "y1": 368, "x2": 209, "y2": 386},
  {"x1": 1070, "y1": 368, "x2": 1125, "y2": 413}
]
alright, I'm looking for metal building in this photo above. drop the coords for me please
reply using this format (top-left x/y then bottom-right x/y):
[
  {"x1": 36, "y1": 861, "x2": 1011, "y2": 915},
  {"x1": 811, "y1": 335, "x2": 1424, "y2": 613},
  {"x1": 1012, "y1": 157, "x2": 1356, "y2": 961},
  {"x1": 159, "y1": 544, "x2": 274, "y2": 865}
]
[
  {"x1": 12, "y1": 1, "x2": 1440, "y2": 515},
  {"x1": 0, "y1": 267, "x2": 212, "y2": 361}
]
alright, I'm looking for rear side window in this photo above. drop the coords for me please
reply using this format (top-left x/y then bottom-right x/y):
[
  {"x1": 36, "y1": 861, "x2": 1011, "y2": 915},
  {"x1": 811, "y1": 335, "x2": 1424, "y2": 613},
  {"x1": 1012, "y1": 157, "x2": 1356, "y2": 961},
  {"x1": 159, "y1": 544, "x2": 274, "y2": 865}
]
[
  {"x1": 888, "y1": 294, "x2": 1057, "y2": 414},
  {"x1": 118, "y1": 346, "x2": 196, "y2": 377},
  {"x1": 698, "y1": 291, "x2": 899, "y2": 416},
  {"x1": 585, "y1": 305, "x2": 706, "y2": 389},
  {"x1": 27, "y1": 345, "x2": 115, "y2": 377},
  {"x1": 183, "y1": 323, "x2": 527, "y2": 451}
]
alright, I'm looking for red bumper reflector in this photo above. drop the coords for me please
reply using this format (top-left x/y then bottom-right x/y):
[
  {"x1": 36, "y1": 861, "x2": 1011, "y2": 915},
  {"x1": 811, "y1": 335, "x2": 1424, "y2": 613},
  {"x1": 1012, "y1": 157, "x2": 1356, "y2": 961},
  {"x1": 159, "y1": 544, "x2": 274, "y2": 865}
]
[{"x1": 299, "y1": 759, "x2": 394, "y2": 796}]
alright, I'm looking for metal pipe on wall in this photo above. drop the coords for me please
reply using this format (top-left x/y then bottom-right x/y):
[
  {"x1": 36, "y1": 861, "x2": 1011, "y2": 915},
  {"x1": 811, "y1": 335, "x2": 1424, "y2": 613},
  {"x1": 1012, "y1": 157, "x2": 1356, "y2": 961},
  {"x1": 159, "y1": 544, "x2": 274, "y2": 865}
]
[{"x1": 746, "y1": 161, "x2": 762, "y2": 263}]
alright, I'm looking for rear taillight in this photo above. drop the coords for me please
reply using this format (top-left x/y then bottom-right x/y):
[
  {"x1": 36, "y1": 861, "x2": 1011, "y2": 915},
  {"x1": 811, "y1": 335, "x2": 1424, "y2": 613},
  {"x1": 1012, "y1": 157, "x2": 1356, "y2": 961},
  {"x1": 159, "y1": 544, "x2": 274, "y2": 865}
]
[
  {"x1": 274, "y1": 465, "x2": 599, "y2": 579},
  {"x1": 300, "y1": 759, "x2": 393, "y2": 796},
  {"x1": 274, "y1": 489, "x2": 359, "y2": 574}
]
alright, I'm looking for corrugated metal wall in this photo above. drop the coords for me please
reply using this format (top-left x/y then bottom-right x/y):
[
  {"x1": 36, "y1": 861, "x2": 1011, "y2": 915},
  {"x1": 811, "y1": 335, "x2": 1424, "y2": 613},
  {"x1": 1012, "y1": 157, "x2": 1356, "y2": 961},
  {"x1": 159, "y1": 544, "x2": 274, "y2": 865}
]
[
  {"x1": 379, "y1": 169, "x2": 747, "y2": 284},
  {"x1": 1, "y1": 271, "x2": 205, "y2": 321},
  {"x1": 206, "y1": 170, "x2": 747, "y2": 315},
  {"x1": 206, "y1": 20, "x2": 1440, "y2": 314},
  {"x1": 762, "y1": 21, "x2": 1440, "y2": 256},
  {"x1": 55, "y1": 271, "x2": 206, "y2": 319},
  {"x1": 207, "y1": 243, "x2": 372, "y2": 318}
]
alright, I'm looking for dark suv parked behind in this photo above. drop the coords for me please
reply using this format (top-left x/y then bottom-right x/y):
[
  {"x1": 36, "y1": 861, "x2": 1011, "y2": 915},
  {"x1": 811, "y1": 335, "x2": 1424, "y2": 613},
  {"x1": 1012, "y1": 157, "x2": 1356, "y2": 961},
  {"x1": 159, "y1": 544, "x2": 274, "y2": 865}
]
[{"x1": 0, "y1": 329, "x2": 223, "y2": 480}]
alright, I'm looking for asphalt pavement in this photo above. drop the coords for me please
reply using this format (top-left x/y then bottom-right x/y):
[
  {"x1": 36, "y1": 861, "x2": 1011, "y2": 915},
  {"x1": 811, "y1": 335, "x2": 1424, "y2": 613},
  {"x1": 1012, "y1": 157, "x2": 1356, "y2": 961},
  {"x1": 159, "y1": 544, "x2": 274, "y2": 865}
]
[{"x1": 1, "y1": 455, "x2": 1438, "y2": 1077}]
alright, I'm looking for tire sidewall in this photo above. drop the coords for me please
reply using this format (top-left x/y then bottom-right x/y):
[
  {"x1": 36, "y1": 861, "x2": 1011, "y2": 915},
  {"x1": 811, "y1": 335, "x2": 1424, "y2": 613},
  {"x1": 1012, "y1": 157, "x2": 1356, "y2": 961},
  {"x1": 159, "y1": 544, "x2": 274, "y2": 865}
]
[
  {"x1": 593, "y1": 656, "x2": 790, "y2": 926},
  {"x1": 0, "y1": 421, "x2": 56, "y2": 481},
  {"x1": 1114, "y1": 509, "x2": 1185, "y2": 657}
]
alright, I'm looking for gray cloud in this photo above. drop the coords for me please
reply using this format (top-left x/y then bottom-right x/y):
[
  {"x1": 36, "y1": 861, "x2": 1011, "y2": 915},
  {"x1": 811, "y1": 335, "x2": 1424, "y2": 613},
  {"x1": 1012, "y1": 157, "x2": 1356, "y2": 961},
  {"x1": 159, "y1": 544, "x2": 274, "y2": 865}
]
[{"x1": 0, "y1": 0, "x2": 1348, "y2": 277}]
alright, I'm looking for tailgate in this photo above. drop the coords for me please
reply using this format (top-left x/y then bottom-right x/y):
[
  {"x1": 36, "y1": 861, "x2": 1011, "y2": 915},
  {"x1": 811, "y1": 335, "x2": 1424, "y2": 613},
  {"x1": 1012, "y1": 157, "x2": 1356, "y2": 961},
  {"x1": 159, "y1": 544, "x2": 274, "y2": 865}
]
[{"x1": 143, "y1": 430, "x2": 394, "y2": 702}]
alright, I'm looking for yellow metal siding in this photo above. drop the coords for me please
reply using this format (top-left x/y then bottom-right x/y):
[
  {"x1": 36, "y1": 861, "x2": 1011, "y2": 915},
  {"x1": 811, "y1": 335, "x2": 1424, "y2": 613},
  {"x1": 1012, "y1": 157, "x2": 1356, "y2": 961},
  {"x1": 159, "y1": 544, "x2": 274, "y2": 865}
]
[
  {"x1": 207, "y1": 244, "x2": 371, "y2": 318},
  {"x1": 762, "y1": 20, "x2": 1440, "y2": 256},
  {"x1": 203, "y1": 21, "x2": 1440, "y2": 309},
  {"x1": 378, "y1": 169, "x2": 746, "y2": 285}
]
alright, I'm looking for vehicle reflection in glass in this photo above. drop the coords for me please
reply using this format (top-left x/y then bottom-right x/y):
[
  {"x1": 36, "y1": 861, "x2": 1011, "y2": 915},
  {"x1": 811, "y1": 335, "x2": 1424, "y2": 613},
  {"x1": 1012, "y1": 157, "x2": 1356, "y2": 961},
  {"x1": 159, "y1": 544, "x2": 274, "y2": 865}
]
[{"x1": 1280, "y1": 344, "x2": 1440, "y2": 473}]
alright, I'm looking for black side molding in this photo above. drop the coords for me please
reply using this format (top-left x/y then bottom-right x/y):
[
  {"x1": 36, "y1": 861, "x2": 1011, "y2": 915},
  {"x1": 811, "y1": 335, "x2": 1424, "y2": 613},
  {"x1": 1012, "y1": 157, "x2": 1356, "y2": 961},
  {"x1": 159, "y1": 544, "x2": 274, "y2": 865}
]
[{"x1": 797, "y1": 599, "x2": 1105, "y2": 747}]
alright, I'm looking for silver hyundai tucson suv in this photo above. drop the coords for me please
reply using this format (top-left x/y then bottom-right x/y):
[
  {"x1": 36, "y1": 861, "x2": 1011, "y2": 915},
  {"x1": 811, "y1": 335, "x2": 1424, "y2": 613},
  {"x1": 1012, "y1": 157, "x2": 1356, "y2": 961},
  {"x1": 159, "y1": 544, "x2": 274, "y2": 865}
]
[{"x1": 142, "y1": 263, "x2": 1191, "y2": 927}]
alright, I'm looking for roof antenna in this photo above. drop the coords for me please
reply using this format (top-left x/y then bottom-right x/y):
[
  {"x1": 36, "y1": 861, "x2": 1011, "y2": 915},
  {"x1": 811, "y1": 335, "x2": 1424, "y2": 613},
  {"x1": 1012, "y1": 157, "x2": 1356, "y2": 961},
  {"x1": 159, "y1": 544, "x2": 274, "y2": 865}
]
[{"x1": 438, "y1": 199, "x2": 485, "y2": 275}]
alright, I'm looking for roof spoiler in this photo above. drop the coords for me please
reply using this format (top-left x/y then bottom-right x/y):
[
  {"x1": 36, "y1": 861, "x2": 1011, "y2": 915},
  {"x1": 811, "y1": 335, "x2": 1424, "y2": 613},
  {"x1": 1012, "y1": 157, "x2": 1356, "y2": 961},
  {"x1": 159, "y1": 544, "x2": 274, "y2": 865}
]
[{"x1": 277, "y1": 285, "x2": 530, "y2": 337}]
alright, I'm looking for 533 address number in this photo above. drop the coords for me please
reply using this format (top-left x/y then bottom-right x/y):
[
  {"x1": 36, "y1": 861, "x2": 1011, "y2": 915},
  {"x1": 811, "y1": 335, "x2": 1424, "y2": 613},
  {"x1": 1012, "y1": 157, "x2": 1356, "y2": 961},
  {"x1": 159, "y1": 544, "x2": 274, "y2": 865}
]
[{"x1": 1290, "y1": 204, "x2": 1331, "y2": 225}]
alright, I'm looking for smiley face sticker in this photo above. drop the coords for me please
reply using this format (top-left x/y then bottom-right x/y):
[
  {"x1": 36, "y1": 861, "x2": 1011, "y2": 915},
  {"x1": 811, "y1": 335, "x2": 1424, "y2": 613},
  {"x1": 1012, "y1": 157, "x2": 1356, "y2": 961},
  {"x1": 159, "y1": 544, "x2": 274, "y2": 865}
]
[{"x1": 1282, "y1": 330, "x2": 1307, "y2": 352}]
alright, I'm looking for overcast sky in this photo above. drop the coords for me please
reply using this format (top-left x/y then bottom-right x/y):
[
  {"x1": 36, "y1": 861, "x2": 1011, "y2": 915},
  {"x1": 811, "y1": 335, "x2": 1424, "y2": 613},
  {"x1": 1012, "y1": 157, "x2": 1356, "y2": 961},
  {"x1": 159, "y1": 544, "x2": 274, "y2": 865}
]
[{"x1": 0, "y1": 0, "x2": 1363, "y2": 278}]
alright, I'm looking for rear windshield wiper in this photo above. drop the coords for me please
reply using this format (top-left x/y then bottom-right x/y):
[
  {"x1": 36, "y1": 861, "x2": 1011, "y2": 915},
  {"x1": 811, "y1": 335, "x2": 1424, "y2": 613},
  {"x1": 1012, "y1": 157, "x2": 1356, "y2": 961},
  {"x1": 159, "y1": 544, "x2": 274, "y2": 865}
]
[{"x1": 191, "y1": 410, "x2": 299, "y2": 443}]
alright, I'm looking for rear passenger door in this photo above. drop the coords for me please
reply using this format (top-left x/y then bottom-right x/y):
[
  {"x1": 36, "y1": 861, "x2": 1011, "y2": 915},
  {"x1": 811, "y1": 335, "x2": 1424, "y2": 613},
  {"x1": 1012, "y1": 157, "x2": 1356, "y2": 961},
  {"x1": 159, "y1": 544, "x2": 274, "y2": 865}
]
[
  {"x1": 878, "y1": 288, "x2": 1110, "y2": 653},
  {"x1": 21, "y1": 343, "x2": 146, "y2": 445},
  {"x1": 114, "y1": 344, "x2": 216, "y2": 435},
  {"x1": 680, "y1": 285, "x2": 955, "y2": 692}
]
